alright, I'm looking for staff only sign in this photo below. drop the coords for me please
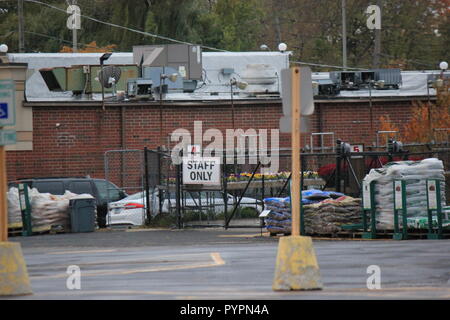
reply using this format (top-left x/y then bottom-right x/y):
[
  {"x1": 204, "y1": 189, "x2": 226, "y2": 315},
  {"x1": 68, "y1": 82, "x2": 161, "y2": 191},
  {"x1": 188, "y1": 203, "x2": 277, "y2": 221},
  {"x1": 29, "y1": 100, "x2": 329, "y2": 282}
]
[{"x1": 182, "y1": 157, "x2": 221, "y2": 186}]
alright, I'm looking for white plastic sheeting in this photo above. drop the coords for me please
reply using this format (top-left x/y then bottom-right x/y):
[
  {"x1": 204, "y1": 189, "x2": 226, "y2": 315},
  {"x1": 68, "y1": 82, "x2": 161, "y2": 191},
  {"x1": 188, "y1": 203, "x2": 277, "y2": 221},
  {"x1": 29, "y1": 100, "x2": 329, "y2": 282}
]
[
  {"x1": 9, "y1": 51, "x2": 445, "y2": 102},
  {"x1": 7, "y1": 187, "x2": 95, "y2": 230},
  {"x1": 328, "y1": 71, "x2": 442, "y2": 98},
  {"x1": 363, "y1": 158, "x2": 446, "y2": 229},
  {"x1": 8, "y1": 51, "x2": 289, "y2": 101}
]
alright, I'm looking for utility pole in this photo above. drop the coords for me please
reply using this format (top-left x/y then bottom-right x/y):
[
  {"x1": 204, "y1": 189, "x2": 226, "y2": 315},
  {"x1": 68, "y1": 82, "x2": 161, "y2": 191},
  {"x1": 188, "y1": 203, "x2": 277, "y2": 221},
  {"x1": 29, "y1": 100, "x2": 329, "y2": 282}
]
[
  {"x1": 73, "y1": 27, "x2": 78, "y2": 53},
  {"x1": 373, "y1": 0, "x2": 382, "y2": 68},
  {"x1": 72, "y1": 0, "x2": 78, "y2": 53},
  {"x1": 342, "y1": 0, "x2": 347, "y2": 69},
  {"x1": 66, "y1": 0, "x2": 79, "y2": 52},
  {"x1": 18, "y1": 0, "x2": 25, "y2": 53}
]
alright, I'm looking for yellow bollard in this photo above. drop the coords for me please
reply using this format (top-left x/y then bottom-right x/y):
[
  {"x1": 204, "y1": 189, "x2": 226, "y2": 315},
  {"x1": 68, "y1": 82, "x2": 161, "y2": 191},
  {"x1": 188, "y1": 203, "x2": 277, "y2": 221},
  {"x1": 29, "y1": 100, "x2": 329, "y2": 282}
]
[
  {"x1": 0, "y1": 63, "x2": 33, "y2": 296},
  {"x1": 0, "y1": 242, "x2": 32, "y2": 296},
  {"x1": 272, "y1": 67, "x2": 322, "y2": 291},
  {"x1": 272, "y1": 236, "x2": 322, "y2": 291}
]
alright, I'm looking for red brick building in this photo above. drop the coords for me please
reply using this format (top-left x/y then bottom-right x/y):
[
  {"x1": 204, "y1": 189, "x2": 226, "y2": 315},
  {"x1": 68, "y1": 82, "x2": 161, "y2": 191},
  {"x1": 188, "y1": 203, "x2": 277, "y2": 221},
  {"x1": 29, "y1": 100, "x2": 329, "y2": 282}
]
[
  {"x1": 6, "y1": 97, "x2": 425, "y2": 181},
  {"x1": 4, "y1": 52, "x2": 440, "y2": 182}
]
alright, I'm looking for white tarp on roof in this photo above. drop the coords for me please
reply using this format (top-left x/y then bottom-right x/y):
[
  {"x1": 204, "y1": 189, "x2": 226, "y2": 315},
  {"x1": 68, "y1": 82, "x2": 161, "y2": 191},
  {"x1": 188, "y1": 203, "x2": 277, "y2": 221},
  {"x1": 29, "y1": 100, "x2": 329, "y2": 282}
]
[
  {"x1": 8, "y1": 52, "x2": 289, "y2": 102},
  {"x1": 322, "y1": 71, "x2": 441, "y2": 98},
  {"x1": 7, "y1": 52, "x2": 446, "y2": 102}
]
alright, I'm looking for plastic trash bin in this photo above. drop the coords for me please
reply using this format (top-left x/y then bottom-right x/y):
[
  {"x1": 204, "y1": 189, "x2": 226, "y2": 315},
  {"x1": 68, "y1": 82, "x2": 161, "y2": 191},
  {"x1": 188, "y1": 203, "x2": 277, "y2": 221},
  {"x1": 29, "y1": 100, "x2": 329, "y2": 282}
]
[{"x1": 69, "y1": 198, "x2": 97, "y2": 233}]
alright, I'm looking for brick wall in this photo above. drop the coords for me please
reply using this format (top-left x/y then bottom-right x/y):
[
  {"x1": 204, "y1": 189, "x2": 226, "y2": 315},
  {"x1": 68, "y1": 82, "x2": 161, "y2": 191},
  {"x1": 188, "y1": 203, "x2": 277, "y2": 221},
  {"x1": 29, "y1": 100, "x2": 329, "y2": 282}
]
[{"x1": 6, "y1": 99, "x2": 420, "y2": 182}]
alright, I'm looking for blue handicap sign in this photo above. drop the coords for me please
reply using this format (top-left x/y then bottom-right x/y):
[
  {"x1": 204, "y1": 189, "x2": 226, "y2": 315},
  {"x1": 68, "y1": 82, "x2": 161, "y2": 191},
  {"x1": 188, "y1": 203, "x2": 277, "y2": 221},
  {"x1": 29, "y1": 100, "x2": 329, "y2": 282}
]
[{"x1": 0, "y1": 103, "x2": 7, "y2": 119}]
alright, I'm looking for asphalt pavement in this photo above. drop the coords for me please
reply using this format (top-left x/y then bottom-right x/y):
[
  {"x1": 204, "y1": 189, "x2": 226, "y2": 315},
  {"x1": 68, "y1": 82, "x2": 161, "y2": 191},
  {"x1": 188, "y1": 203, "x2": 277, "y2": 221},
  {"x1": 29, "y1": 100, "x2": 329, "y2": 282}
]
[{"x1": 4, "y1": 227, "x2": 450, "y2": 300}]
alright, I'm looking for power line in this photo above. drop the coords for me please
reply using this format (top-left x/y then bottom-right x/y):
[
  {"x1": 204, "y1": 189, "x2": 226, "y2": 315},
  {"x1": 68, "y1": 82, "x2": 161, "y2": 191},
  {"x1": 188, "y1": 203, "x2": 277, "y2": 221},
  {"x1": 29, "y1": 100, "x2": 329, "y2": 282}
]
[
  {"x1": 22, "y1": 0, "x2": 371, "y2": 71},
  {"x1": 291, "y1": 60, "x2": 368, "y2": 71},
  {"x1": 24, "y1": 30, "x2": 100, "y2": 49},
  {"x1": 24, "y1": 0, "x2": 227, "y2": 52},
  {"x1": 379, "y1": 53, "x2": 436, "y2": 68}
]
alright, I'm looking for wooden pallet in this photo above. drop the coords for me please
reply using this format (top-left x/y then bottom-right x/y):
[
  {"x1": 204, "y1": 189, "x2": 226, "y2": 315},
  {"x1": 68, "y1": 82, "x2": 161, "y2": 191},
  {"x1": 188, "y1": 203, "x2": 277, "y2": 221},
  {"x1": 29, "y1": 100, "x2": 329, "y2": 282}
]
[
  {"x1": 8, "y1": 224, "x2": 53, "y2": 237},
  {"x1": 267, "y1": 229, "x2": 450, "y2": 240},
  {"x1": 269, "y1": 232, "x2": 291, "y2": 237},
  {"x1": 308, "y1": 229, "x2": 450, "y2": 240}
]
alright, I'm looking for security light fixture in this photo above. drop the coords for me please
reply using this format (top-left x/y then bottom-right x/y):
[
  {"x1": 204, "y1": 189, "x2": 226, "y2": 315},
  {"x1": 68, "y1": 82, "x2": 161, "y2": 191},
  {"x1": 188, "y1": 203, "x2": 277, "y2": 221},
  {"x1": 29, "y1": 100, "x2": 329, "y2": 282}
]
[
  {"x1": 100, "y1": 53, "x2": 112, "y2": 65},
  {"x1": 0, "y1": 44, "x2": 8, "y2": 53},
  {"x1": 99, "y1": 53, "x2": 113, "y2": 109},
  {"x1": 278, "y1": 43, "x2": 287, "y2": 53},
  {"x1": 439, "y1": 61, "x2": 448, "y2": 71},
  {"x1": 161, "y1": 73, "x2": 178, "y2": 83},
  {"x1": 229, "y1": 78, "x2": 249, "y2": 130},
  {"x1": 230, "y1": 78, "x2": 248, "y2": 90}
]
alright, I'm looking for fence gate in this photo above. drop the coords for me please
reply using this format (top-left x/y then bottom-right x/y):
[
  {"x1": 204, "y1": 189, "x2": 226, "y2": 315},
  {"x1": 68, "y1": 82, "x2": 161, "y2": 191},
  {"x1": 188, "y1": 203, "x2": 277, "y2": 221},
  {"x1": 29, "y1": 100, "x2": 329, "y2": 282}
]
[{"x1": 104, "y1": 149, "x2": 145, "y2": 227}]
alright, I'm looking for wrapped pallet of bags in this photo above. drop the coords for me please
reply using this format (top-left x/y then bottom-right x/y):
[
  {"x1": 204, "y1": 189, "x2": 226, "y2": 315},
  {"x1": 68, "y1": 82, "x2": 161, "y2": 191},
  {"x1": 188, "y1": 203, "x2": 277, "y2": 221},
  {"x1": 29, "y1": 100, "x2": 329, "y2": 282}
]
[
  {"x1": 302, "y1": 196, "x2": 362, "y2": 234},
  {"x1": 7, "y1": 186, "x2": 95, "y2": 233},
  {"x1": 30, "y1": 191, "x2": 72, "y2": 231},
  {"x1": 363, "y1": 158, "x2": 446, "y2": 229},
  {"x1": 31, "y1": 191, "x2": 95, "y2": 232},
  {"x1": 264, "y1": 193, "x2": 361, "y2": 235},
  {"x1": 7, "y1": 187, "x2": 24, "y2": 228},
  {"x1": 263, "y1": 197, "x2": 292, "y2": 234}
]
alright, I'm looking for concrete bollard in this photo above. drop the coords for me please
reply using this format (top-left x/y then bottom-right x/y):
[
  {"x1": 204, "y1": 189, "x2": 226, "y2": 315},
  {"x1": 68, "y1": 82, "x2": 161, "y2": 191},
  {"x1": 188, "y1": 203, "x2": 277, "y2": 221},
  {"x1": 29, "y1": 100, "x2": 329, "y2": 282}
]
[
  {"x1": 0, "y1": 242, "x2": 32, "y2": 296},
  {"x1": 272, "y1": 236, "x2": 323, "y2": 291}
]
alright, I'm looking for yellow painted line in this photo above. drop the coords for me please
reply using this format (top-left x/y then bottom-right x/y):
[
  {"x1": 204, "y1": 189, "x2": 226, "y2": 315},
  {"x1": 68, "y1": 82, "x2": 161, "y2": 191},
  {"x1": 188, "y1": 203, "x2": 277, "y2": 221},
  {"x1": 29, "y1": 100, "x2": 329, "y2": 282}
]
[
  {"x1": 30, "y1": 252, "x2": 225, "y2": 280},
  {"x1": 210, "y1": 252, "x2": 225, "y2": 266},
  {"x1": 46, "y1": 249, "x2": 117, "y2": 255},
  {"x1": 312, "y1": 237, "x2": 393, "y2": 242},
  {"x1": 29, "y1": 290, "x2": 180, "y2": 297},
  {"x1": 218, "y1": 234, "x2": 266, "y2": 238},
  {"x1": 324, "y1": 287, "x2": 450, "y2": 293},
  {"x1": 125, "y1": 228, "x2": 170, "y2": 232},
  {"x1": 23, "y1": 286, "x2": 450, "y2": 299}
]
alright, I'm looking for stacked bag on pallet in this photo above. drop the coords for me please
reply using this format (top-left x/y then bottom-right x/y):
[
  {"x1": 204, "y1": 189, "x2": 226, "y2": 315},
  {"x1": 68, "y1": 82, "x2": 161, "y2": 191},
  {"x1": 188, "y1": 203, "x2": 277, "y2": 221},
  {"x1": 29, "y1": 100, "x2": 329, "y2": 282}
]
[
  {"x1": 263, "y1": 197, "x2": 292, "y2": 234},
  {"x1": 303, "y1": 196, "x2": 362, "y2": 234},
  {"x1": 7, "y1": 186, "x2": 95, "y2": 232},
  {"x1": 363, "y1": 158, "x2": 446, "y2": 229},
  {"x1": 263, "y1": 189, "x2": 361, "y2": 234}
]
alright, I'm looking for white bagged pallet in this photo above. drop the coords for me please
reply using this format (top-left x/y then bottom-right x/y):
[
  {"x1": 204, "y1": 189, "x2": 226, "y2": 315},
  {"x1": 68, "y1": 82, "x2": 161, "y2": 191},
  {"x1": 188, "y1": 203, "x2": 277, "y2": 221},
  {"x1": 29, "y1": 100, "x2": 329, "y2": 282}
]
[
  {"x1": 363, "y1": 158, "x2": 446, "y2": 229},
  {"x1": 7, "y1": 187, "x2": 94, "y2": 231}
]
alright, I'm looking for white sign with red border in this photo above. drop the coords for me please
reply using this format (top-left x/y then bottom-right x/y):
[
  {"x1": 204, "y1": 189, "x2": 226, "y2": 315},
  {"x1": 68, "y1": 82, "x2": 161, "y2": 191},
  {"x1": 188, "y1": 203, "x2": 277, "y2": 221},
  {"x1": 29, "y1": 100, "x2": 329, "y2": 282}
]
[{"x1": 182, "y1": 157, "x2": 221, "y2": 185}]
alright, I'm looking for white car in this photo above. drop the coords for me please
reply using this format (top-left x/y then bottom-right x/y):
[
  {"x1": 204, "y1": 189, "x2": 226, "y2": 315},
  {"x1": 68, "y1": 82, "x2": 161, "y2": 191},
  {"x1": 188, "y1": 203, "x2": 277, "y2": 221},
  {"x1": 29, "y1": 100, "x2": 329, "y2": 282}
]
[
  {"x1": 106, "y1": 189, "x2": 264, "y2": 226},
  {"x1": 106, "y1": 191, "x2": 150, "y2": 226}
]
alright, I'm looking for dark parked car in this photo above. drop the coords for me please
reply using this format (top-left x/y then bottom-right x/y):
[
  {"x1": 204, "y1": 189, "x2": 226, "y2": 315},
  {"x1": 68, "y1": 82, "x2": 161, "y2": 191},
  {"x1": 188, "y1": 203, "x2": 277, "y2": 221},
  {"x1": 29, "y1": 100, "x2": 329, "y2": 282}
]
[{"x1": 8, "y1": 177, "x2": 128, "y2": 228}]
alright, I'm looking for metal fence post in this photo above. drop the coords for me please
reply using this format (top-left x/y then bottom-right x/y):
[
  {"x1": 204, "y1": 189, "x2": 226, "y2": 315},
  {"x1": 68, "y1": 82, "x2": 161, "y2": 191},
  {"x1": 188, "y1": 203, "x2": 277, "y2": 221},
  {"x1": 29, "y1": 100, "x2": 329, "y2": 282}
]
[
  {"x1": 144, "y1": 147, "x2": 151, "y2": 225},
  {"x1": 176, "y1": 163, "x2": 182, "y2": 229}
]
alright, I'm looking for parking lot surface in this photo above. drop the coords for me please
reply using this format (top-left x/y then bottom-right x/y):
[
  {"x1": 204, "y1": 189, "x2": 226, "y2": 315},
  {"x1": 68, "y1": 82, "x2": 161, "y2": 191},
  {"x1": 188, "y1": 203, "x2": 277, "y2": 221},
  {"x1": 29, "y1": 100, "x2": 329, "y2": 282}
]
[{"x1": 5, "y1": 228, "x2": 450, "y2": 300}]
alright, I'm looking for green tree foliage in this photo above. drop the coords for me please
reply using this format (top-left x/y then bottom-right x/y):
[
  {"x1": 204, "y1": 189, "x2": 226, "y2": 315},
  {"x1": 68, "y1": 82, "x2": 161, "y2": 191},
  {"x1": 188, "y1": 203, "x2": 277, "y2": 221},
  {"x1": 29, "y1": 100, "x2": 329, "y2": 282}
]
[
  {"x1": 261, "y1": 0, "x2": 449, "y2": 70},
  {"x1": 211, "y1": 0, "x2": 264, "y2": 51},
  {"x1": 0, "y1": 0, "x2": 447, "y2": 71}
]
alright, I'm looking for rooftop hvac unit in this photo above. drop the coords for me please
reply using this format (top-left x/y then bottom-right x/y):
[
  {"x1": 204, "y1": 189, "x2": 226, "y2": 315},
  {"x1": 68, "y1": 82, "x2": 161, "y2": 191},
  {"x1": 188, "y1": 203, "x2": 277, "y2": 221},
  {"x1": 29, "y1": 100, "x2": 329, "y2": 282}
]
[
  {"x1": 240, "y1": 64, "x2": 279, "y2": 95},
  {"x1": 330, "y1": 69, "x2": 402, "y2": 91},
  {"x1": 133, "y1": 44, "x2": 203, "y2": 81},
  {"x1": 39, "y1": 65, "x2": 139, "y2": 94},
  {"x1": 126, "y1": 78, "x2": 153, "y2": 101},
  {"x1": 375, "y1": 69, "x2": 402, "y2": 89},
  {"x1": 330, "y1": 71, "x2": 362, "y2": 90},
  {"x1": 313, "y1": 79, "x2": 340, "y2": 97}
]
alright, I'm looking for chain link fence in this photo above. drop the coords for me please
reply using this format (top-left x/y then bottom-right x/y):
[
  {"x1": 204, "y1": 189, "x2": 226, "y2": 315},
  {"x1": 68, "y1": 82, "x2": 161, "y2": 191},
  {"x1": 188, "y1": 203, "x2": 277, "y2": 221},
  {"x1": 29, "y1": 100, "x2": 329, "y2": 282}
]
[
  {"x1": 104, "y1": 149, "x2": 145, "y2": 227},
  {"x1": 103, "y1": 141, "x2": 450, "y2": 229}
]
